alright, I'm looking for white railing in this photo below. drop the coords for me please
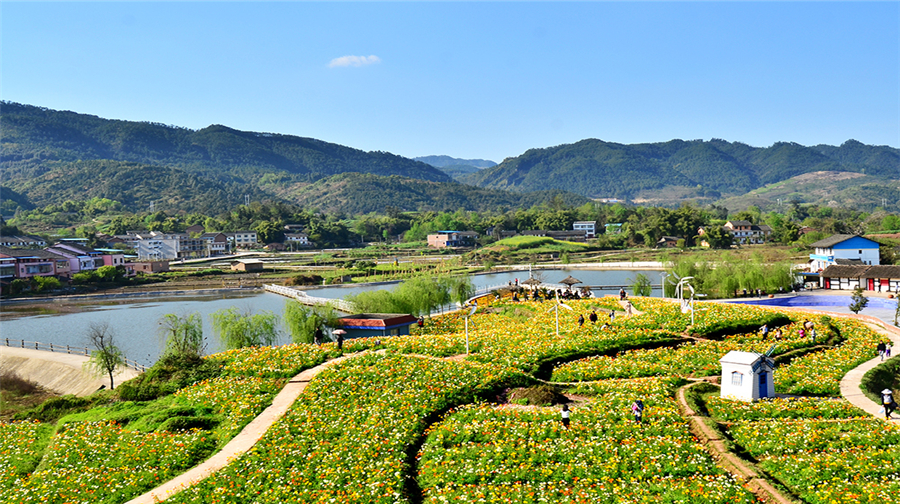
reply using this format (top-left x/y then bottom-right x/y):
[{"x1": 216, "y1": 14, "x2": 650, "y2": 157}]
[
  {"x1": 2, "y1": 338, "x2": 148, "y2": 372},
  {"x1": 264, "y1": 284, "x2": 357, "y2": 313}
]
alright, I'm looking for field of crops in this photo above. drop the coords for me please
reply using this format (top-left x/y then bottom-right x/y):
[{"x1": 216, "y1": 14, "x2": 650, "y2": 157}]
[{"x1": 1, "y1": 296, "x2": 896, "y2": 503}]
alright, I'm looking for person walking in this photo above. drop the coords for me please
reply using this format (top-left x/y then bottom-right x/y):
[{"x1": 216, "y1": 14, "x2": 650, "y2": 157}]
[
  {"x1": 625, "y1": 302, "x2": 633, "y2": 316},
  {"x1": 886, "y1": 342, "x2": 893, "y2": 358},
  {"x1": 882, "y1": 389, "x2": 895, "y2": 420},
  {"x1": 619, "y1": 288, "x2": 627, "y2": 300},
  {"x1": 609, "y1": 310, "x2": 616, "y2": 322},
  {"x1": 589, "y1": 310, "x2": 598, "y2": 324},
  {"x1": 577, "y1": 314, "x2": 585, "y2": 327},
  {"x1": 760, "y1": 324, "x2": 769, "y2": 341},
  {"x1": 560, "y1": 404, "x2": 571, "y2": 429},
  {"x1": 336, "y1": 332, "x2": 344, "y2": 351},
  {"x1": 314, "y1": 327, "x2": 323, "y2": 346},
  {"x1": 631, "y1": 399, "x2": 644, "y2": 423},
  {"x1": 877, "y1": 341, "x2": 886, "y2": 361}
]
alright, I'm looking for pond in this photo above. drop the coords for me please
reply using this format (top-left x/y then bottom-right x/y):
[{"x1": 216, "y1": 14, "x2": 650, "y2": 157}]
[{"x1": 0, "y1": 268, "x2": 664, "y2": 366}]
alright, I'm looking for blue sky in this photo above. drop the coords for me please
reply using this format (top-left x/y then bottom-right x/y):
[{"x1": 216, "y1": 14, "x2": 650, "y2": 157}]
[{"x1": 3, "y1": 2, "x2": 898, "y2": 163}]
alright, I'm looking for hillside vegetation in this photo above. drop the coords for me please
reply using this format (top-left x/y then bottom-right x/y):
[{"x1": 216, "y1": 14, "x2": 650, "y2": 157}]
[{"x1": 461, "y1": 138, "x2": 900, "y2": 207}]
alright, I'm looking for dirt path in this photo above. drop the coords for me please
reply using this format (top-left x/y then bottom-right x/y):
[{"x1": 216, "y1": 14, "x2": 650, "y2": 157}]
[
  {"x1": 675, "y1": 381, "x2": 796, "y2": 504},
  {"x1": 124, "y1": 355, "x2": 350, "y2": 504}
]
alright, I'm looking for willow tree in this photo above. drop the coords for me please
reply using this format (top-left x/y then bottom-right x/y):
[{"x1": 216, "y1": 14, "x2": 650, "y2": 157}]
[
  {"x1": 210, "y1": 308, "x2": 279, "y2": 349},
  {"x1": 283, "y1": 302, "x2": 340, "y2": 344},
  {"x1": 158, "y1": 312, "x2": 205, "y2": 361}
]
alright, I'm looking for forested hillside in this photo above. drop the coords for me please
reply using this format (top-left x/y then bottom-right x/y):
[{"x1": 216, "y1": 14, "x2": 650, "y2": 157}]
[
  {"x1": 259, "y1": 172, "x2": 587, "y2": 214},
  {"x1": 0, "y1": 102, "x2": 450, "y2": 183},
  {"x1": 461, "y1": 138, "x2": 900, "y2": 201}
]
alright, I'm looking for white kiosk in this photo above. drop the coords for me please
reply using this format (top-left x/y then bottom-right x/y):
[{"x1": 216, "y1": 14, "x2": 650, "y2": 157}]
[{"x1": 719, "y1": 350, "x2": 775, "y2": 401}]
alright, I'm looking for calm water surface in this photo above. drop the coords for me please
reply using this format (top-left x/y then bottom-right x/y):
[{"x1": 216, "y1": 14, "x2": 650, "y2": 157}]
[{"x1": 0, "y1": 269, "x2": 662, "y2": 366}]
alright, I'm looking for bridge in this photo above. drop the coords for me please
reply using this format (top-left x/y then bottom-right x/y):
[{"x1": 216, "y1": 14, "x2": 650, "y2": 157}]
[{"x1": 264, "y1": 284, "x2": 357, "y2": 313}]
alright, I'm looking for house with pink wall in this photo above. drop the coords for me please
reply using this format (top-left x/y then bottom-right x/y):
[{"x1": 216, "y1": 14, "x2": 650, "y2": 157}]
[
  {"x1": 0, "y1": 246, "x2": 69, "y2": 279},
  {"x1": 45, "y1": 243, "x2": 105, "y2": 275}
]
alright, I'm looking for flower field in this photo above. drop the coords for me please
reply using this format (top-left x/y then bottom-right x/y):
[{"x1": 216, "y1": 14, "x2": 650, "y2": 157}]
[
  {"x1": 166, "y1": 353, "x2": 525, "y2": 503},
  {"x1": 774, "y1": 318, "x2": 879, "y2": 395},
  {"x1": 4, "y1": 421, "x2": 215, "y2": 504},
  {"x1": 417, "y1": 376, "x2": 759, "y2": 503},
  {"x1": 0, "y1": 420, "x2": 50, "y2": 493},
  {"x1": 1, "y1": 295, "x2": 894, "y2": 503},
  {"x1": 702, "y1": 379, "x2": 900, "y2": 503},
  {"x1": 551, "y1": 331, "x2": 813, "y2": 381}
]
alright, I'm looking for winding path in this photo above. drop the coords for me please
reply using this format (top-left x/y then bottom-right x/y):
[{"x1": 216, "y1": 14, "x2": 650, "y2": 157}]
[
  {"x1": 124, "y1": 355, "x2": 350, "y2": 504},
  {"x1": 838, "y1": 318, "x2": 900, "y2": 419}
]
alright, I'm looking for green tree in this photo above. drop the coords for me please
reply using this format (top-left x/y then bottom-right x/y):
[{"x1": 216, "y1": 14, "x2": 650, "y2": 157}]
[
  {"x1": 210, "y1": 308, "x2": 280, "y2": 349},
  {"x1": 96, "y1": 265, "x2": 118, "y2": 282},
  {"x1": 631, "y1": 273, "x2": 652, "y2": 297},
  {"x1": 283, "y1": 302, "x2": 340, "y2": 344},
  {"x1": 158, "y1": 313, "x2": 205, "y2": 361},
  {"x1": 849, "y1": 287, "x2": 869, "y2": 314},
  {"x1": 701, "y1": 226, "x2": 733, "y2": 249},
  {"x1": 83, "y1": 321, "x2": 125, "y2": 389},
  {"x1": 31, "y1": 276, "x2": 61, "y2": 292}
]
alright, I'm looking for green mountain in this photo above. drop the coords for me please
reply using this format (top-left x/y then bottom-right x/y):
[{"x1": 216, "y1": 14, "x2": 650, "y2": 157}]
[
  {"x1": 461, "y1": 138, "x2": 900, "y2": 203},
  {"x1": 1, "y1": 103, "x2": 591, "y2": 215},
  {"x1": 260, "y1": 172, "x2": 588, "y2": 214},
  {"x1": 2, "y1": 159, "x2": 267, "y2": 215}
]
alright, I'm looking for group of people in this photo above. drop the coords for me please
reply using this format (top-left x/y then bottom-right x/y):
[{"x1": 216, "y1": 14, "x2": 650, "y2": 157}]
[
  {"x1": 576, "y1": 309, "x2": 618, "y2": 330},
  {"x1": 877, "y1": 341, "x2": 893, "y2": 361},
  {"x1": 759, "y1": 320, "x2": 817, "y2": 343},
  {"x1": 560, "y1": 399, "x2": 645, "y2": 429}
]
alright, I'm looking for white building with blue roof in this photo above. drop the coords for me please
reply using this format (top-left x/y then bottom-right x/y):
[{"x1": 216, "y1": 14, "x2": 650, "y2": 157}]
[{"x1": 809, "y1": 234, "x2": 880, "y2": 272}]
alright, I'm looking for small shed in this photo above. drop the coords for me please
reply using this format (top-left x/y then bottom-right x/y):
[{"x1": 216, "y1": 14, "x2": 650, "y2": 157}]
[
  {"x1": 230, "y1": 259, "x2": 264, "y2": 272},
  {"x1": 719, "y1": 350, "x2": 775, "y2": 401},
  {"x1": 338, "y1": 313, "x2": 418, "y2": 338}
]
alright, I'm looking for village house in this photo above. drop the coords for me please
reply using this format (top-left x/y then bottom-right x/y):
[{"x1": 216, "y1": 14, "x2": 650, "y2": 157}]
[
  {"x1": 127, "y1": 261, "x2": 170, "y2": 276},
  {"x1": 818, "y1": 264, "x2": 900, "y2": 292},
  {"x1": 225, "y1": 231, "x2": 259, "y2": 248},
  {"x1": 809, "y1": 234, "x2": 880, "y2": 272},
  {"x1": 427, "y1": 230, "x2": 479, "y2": 248},
  {"x1": 230, "y1": 258, "x2": 264, "y2": 272},
  {"x1": 0, "y1": 246, "x2": 70, "y2": 279},
  {"x1": 656, "y1": 236, "x2": 683, "y2": 248},
  {"x1": 199, "y1": 232, "x2": 230, "y2": 256},
  {"x1": 573, "y1": 221, "x2": 597, "y2": 239},
  {"x1": 723, "y1": 220, "x2": 772, "y2": 245},
  {"x1": 45, "y1": 242, "x2": 105, "y2": 276},
  {"x1": 284, "y1": 233, "x2": 310, "y2": 248},
  {"x1": 0, "y1": 235, "x2": 47, "y2": 248},
  {"x1": 337, "y1": 313, "x2": 418, "y2": 338}
]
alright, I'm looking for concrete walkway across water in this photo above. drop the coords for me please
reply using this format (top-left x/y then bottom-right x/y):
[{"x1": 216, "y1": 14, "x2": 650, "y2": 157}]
[{"x1": 124, "y1": 355, "x2": 349, "y2": 504}]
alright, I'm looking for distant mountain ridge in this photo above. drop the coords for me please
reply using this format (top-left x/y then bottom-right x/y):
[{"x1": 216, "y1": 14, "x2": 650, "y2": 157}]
[
  {"x1": 414, "y1": 155, "x2": 496, "y2": 181},
  {"x1": 3, "y1": 101, "x2": 899, "y2": 214},
  {"x1": 460, "y1": 138, "x2": 900, "y2": 204},
  {"x1": 414, "y1": 155, "x2": 496, "y2": 169}
]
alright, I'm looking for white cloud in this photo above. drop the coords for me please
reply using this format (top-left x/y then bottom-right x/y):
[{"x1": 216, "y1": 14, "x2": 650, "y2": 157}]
[{"x1": 328, "y1": 55, "x2": 382, "y2": 68}]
